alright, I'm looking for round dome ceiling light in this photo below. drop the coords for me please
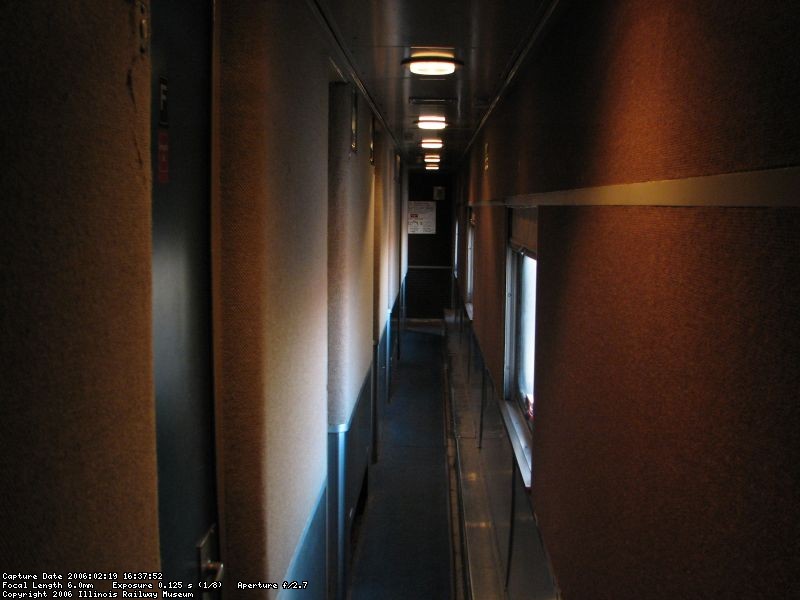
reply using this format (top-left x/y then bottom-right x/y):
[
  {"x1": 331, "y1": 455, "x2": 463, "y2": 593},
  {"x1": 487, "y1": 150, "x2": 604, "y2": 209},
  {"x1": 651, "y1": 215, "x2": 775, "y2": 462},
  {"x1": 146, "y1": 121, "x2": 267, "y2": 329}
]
[
  {"x1": 417, "y1": 116, "x2": 447, "y2": 130},
  {"x1": 421, "y1": 138, "x2": 443, "y2": 149},
  {"x1": 403, "y1": 56, "x2": 462, "y2": 76}
]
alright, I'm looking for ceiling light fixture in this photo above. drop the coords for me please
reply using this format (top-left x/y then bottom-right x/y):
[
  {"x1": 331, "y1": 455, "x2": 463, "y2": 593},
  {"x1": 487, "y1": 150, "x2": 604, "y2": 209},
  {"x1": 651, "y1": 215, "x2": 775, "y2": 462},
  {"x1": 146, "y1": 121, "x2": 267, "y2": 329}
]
[
  {"x1": 417, "y1": 115, "x2": 447, "y2": 130},
  {"x1": 424, "y1": 155, "x2": 441, "y2": 163},
  {"x1": 403, "y1": 56, "x2": 462, "y2": 76},
  {"x1": 425, "y1": 165, "x2": 440, "y2": 170},
  {"x1": 421, "y1": 138, "x2": 443, "y2": 149}
]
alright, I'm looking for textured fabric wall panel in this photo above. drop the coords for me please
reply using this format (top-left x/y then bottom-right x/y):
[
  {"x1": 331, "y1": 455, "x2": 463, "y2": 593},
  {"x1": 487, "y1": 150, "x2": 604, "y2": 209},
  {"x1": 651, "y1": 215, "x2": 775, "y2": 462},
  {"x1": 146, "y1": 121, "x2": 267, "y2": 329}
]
[
  {"x1": 386, "y1": 146, "x2": 402, "y2": 311},
  {"x1": 0, "y1": 3, "x2": 158, "y2": 570},
  {"x1": 388, "y1": 154, "x2": 402, "y2": 306},
  {"x1": 471, "y1": 206, "x2": 507, "y2": 389},
  {"x1": 534, "y1": 206, "x2": 800, "y2": 599},
  {"x1": 328, "y1": 83, "x2": 375, "y2": 426},
  {"x1": 474, "y1": 0, "x2": 800, "y2": 201},
  {"x1": 372, "y1": 131, "x2": 386, "y2": 337},
  {"x1": 373, "y1": 129, "x2": 397, "y2": 336},
  {"x1": 217, "y1": 1, "x2": 329, "y2": 594}
]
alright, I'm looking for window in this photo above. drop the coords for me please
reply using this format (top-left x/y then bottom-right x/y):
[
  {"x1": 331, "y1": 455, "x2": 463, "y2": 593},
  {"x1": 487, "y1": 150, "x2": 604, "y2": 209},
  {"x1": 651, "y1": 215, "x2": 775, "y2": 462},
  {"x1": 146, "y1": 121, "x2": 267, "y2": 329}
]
[
  {"x1": 503, "y1": 209, "x2": 538, "y2": 487},
  {"x1": 465, "y1": 220, "x2": 475, "y2": 303},
  {"x1": 506, "y1": 249, "x2": 537, "y2": 427},
  {"x1": 453, "y1": 220, "x2": 459, "y2": 274}
]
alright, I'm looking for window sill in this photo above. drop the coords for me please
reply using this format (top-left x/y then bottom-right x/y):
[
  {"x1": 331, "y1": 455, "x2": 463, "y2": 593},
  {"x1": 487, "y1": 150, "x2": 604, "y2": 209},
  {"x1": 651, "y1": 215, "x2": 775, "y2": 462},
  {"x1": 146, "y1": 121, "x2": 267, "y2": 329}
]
[{"x1": 498, "y1": 399, "x2": 533, "y2": 490}]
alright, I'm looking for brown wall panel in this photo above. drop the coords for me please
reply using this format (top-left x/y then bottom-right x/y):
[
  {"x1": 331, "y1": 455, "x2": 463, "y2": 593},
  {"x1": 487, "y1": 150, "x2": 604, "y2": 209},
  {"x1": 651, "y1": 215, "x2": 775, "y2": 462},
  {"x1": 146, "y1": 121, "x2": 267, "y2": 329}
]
[
  {"x1": 534, "y1": 206, "x2": 800, "y2": 599},
  {"x1": 0, "y1": 2, "x2": 159, "y2": 570},
  {"x1": 471, "y1": 206, "x2": 507, "y2": 389},
  {"x1": 473, "y1": 0, "x2": 800, "y2": 201}
]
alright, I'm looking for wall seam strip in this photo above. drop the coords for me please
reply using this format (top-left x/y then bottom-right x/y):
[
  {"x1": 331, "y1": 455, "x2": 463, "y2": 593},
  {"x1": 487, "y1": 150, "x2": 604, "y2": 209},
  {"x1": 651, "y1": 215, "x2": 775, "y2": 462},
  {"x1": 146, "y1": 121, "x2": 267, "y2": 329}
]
[{"x1": 470, "y1": 166, "x2": 800, "y2": 208}]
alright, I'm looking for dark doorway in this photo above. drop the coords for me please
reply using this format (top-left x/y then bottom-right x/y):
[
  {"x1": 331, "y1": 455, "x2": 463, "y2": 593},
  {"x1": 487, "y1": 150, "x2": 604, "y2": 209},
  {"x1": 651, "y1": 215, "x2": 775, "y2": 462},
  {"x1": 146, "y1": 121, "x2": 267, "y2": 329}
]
[
  {"x1": 406, "y1": 172, "x2": 453, "y2": 318},
  {"x1": 151, "y1": 0, "x2": 220, "y2": 585}
]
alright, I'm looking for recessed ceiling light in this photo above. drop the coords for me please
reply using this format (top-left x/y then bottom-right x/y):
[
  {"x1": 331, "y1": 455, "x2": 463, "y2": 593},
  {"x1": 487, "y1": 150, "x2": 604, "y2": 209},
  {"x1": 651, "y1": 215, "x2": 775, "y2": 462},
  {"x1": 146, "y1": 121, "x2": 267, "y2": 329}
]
[
  {"x1": 421, "y1": 138, "x2": 443, "y2": 149},
  {"x1": 425, "y1": 164, "x2": 440, "y2": 170},
  {"x1": 424, "y1": 155, "x2": 441, "y2": 163},
  {"x1": 403, "y1": 56, "x2": 462, "y2": 76},
  {"x1": 418, "y1": 116, "x2": 447, "y2": 130}
]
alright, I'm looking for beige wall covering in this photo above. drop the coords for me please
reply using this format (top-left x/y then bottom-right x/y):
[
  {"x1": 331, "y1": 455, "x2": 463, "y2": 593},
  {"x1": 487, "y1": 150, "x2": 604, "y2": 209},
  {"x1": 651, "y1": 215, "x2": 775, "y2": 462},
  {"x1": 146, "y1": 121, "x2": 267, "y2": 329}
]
[
  {"x1": 216, "y1": 1, "x2": 329, "y2": 595},
  {"x1": 534, "y1": 206, "x2": 800, "y2": 599},
  {"x1": 372, "y1": 129, "x2": 400, "y2": 337},
  {"x1": 387, "y1": 153, "x2": 402, "y2": 305},
  {"x1": 0, "y1": 2, "x2": 159, "y2": 570},
  {"x1": 400, "y1": 169, "x2": 409, "y2": 281},
  {"x1": 328, "y1": 83, "x2": 375, "y2": 425}
]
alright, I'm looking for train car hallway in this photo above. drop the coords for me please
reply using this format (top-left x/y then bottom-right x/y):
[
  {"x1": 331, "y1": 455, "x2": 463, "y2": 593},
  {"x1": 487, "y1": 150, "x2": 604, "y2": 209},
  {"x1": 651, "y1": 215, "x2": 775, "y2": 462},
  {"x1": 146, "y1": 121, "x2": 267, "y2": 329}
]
[{"x1": 347, "y1": 320, "x2": 458, "y2": 600}]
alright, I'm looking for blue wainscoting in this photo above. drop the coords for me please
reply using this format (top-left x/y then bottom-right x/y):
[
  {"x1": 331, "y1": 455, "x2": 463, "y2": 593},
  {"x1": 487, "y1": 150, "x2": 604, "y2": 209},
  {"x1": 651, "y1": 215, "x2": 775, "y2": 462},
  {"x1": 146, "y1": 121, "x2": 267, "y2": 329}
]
[
  {"x1": 326, "y1": 289, "x2": 404, "y2": 599},
  {"x1": 327, "y1": 367, "x2": 373, "y2": 599},
  {"x1": 278, "y1": 482, "x2": 327, "y2": 599}
]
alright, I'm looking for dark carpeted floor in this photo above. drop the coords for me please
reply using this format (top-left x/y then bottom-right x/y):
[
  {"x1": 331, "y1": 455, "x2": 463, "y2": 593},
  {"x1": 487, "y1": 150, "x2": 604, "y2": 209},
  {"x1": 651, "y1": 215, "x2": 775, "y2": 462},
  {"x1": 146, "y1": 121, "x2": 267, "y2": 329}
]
[{"x1": 348, "y1": 323, "x2": 452, "y2": 600}]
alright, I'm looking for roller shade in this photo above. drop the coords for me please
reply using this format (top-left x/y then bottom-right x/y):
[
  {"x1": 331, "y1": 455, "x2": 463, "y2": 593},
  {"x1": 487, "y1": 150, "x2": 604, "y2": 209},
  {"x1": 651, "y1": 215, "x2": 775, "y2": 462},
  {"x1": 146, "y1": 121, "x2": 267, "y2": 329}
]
[{"x1": 510, "y1": 207, "x2": 538, "y2": 254}]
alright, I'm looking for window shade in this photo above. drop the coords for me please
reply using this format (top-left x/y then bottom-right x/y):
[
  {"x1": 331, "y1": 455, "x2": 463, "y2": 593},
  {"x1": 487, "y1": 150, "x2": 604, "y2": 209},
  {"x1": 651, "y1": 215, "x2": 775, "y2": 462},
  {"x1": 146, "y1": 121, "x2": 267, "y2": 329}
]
[{"x1": 510, "y1": 207, "x2": 538, "y2": 253}]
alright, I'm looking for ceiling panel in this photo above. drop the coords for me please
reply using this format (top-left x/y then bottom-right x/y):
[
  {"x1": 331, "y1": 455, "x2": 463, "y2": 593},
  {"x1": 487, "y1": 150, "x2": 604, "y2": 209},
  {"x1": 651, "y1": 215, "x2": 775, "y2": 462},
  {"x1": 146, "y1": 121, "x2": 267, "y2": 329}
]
[{"x1": 317, "y1": 0, "x2": 552, "y2": 170}]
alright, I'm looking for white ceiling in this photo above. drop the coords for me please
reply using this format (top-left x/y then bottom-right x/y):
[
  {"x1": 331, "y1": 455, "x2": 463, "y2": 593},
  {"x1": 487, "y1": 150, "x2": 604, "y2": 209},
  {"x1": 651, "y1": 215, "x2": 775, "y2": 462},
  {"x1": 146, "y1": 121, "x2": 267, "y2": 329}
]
[{"x1": 310, "y1": 0, "x2": 561, "y2": 171}]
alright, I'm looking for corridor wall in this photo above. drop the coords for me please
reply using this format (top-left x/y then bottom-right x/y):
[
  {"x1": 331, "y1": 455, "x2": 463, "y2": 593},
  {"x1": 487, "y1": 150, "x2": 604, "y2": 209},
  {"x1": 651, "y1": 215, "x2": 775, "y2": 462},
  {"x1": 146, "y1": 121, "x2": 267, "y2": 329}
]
[
  {"x1": 469, "y1": 205, "x2": 506, "y2": 388},
  {"x1": 328, "y1": 83, "x2": 375, "y2": 428},
  {"x1": 372, "y1": 132, "x2": 402, "y2": 340},
  {"x1": 0, "y1": 2, "x2": 159, "y2": 570},
  {"x1": 326, "y1": 82, "x2": 377, "y2": 599},
  {"x1": 215, "y1": 1, "x2": 330, "y2": 594},
  {"x1": 458, "y1": 1, "x2": 800, "y2": 598},
  {"x1": 471, "y1": 0, "x2": 800, "y2": 201},
  {"x1": 533, "y1": 207, "x2": 800, "y2": 599}
]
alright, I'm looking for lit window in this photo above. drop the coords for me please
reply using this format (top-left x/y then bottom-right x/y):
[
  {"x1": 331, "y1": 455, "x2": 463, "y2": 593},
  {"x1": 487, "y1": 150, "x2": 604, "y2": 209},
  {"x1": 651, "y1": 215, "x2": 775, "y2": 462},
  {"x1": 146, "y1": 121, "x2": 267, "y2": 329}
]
[
  {"x1": 515, "y1": 255, "x2": 536, "y2": 421},
  {"x1": 506, "y1": 250, "x2": 536, "y2": 426},
  {"x1": 453, "y1": 220, "x2": 459, "y2": 274},
  {"x1": 466, "y1": 222, "x2": 475, "y2": 302}
]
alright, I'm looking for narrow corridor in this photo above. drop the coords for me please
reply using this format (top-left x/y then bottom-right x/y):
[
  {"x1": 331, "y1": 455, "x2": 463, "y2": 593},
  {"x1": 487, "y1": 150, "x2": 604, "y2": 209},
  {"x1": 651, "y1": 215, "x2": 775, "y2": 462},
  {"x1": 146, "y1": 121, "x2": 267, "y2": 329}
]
[
  {"x1": 3, "y1": 4, "x2": 798, "y2": 598},
  {"x1": 348, "y1": 322, "x2": 453, "y2": 600}
]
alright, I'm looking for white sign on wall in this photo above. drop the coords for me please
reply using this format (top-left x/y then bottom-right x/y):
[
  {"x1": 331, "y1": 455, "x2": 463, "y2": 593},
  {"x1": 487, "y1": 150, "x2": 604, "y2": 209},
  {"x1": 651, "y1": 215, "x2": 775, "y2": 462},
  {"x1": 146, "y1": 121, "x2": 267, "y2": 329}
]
[{"x1": 408, "y1": 201, "x2": 436, "y2": 234}]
